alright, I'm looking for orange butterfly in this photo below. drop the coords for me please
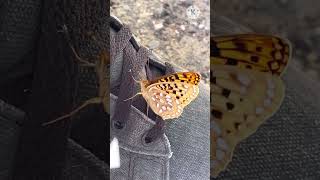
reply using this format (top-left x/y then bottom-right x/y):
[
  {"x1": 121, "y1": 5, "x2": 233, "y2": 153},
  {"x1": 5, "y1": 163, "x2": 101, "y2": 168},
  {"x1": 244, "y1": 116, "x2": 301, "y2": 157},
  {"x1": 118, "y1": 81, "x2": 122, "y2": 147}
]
[{"x1": 128, "y1": 71, "x2": 201, "y2": 119}]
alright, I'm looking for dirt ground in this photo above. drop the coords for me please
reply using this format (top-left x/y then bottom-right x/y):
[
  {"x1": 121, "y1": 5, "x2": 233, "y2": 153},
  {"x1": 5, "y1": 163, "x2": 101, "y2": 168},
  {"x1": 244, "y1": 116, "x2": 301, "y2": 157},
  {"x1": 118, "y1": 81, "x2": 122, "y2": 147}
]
[
  {"x1": 111, "y1": 0, "x2": 210, "y2": 84},
  {"x1": 214, "y1": 0, "x2": 320, "y2": 81}
]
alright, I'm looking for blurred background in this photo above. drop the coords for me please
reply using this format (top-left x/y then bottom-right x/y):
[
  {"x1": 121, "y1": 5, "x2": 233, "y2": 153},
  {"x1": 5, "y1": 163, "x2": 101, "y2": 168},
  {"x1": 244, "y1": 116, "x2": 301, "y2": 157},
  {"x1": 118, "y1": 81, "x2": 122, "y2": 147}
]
[
  {"x1": 214, "y1": 0, "x2": 320, "y2": 81},
  {"x1": 111, "y1": 0, "x2": 210, "y2": 84}
]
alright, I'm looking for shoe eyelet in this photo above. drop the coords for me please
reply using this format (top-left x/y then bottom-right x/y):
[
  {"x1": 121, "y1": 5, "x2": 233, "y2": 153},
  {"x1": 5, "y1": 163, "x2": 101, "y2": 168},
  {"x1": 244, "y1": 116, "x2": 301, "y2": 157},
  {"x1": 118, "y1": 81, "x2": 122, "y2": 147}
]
[
  {"x1": 144, "y1": 136, "x2": 153, "y2": 144},
  {"x1": 141, "y1": 132, "x2": 154, "y2": 146},
  {"x1": 113, "y1": 121, "x2": 124, "y2": 129}
]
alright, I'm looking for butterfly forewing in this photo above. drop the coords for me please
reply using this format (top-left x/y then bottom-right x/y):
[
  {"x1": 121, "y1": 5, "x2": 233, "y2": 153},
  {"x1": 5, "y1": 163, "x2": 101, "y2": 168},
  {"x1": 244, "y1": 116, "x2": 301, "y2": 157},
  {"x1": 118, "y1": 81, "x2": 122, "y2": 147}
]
[
  {"x1": 141, "y1": 72, "x2": 200, "y2": 120},
  {"x1": 211, "y1": 34, "x2": 291, "y2": 75}
]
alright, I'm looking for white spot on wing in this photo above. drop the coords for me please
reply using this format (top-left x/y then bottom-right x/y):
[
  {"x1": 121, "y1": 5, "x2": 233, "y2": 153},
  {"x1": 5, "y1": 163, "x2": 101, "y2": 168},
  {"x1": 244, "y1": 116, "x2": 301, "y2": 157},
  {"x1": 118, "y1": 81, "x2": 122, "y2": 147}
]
[
  {"x1": 211, "y1": 160, "x2": 218, "y2": 167},
  {"x1": 210, "y1": 121, "x2": 221, "y2": 135},
  {"x1": 237, "y1": 73, "x2": 251, "y2": 85},
  {"x1": 264, "y1": 98, "x2": 272, "y2": 107},
  {"x1": 217, "y1": 138, "x2": 229, "y2": 150},
  {"x1": 267, "y1": 89, "x2": 274, "y2": 98},
  {"x1": 267, "y1": 78, "x2": 275, "y2": 89},
  {"x1": 255, "y1": 107, "x2": 263, "y2": 114},
  {"x1": 216, "y1": 149, "x2": 225, "y2": 161}
]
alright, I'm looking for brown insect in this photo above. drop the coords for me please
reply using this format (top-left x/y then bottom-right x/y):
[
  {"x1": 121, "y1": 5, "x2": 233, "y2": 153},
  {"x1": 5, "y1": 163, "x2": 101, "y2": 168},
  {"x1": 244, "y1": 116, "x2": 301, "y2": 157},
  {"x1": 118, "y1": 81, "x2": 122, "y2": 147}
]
[{"x1": 42, "y1": 25, "x2": 110, "y2": 126}]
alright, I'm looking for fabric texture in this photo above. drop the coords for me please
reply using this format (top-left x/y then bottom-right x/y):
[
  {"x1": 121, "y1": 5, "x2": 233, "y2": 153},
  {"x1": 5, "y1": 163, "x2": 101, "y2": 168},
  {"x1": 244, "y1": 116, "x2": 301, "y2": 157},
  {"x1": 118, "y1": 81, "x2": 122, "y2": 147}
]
[
  {"x1": 0, "y1": 0, "x2": 40, "y2": 83},
  {"x1": 211, "y1": 15, "x2": 320, "y2": 179},
  {"x1": 0, "y1": 99, "x2": 25, "y2": 180},
  {"x1": 0, "y1": 0, "x2": 109, "y2": 179}
]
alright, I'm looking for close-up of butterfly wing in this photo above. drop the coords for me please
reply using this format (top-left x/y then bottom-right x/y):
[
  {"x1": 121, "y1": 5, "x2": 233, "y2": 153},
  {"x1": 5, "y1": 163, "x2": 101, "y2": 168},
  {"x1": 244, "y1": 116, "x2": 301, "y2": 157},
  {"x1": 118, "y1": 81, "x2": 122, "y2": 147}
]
[
  {"x1": 211, "y1": 34, "x2": 291, "y2": 75},
  {"x1": 210, "y1": 65, "x2": 286, "y2": 177},
  {"x1": 142, "y1": 84, "x2": 183, "y2": 120},
  {"x1": 141, "y1": 72, "x2": 201, "y2": 120},
  {"x1": 210, "y1": 34, "x2": 291, "y2": 177}
]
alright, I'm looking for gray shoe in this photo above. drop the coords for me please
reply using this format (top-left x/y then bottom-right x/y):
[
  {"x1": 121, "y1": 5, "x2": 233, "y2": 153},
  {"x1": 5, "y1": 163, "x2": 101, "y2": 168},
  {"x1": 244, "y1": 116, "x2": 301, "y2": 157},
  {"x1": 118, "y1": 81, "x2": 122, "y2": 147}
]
[{"x1": 110, "y1": 16, "x2": 210, "y2": 180}]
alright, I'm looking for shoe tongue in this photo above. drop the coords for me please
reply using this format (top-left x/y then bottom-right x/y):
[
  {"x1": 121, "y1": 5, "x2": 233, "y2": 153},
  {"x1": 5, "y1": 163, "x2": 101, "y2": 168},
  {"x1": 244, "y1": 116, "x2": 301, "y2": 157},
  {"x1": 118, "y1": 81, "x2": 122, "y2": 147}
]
[
  {"x1": 110, "y1": 26, "x2": 124, "y2": 90},
  {"x1": 110, "y1": 19, "x2": 148, "y2": 92}
]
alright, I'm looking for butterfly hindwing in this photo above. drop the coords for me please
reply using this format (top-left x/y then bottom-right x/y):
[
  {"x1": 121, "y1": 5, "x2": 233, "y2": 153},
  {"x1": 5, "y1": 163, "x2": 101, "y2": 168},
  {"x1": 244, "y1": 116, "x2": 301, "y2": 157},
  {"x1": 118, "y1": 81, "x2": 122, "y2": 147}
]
[
  {"x1": 140, "y1": 72, "x2": 201, "y2": 120},
  {"x1": 210, "y1": 34, "x2": 291, "y2": 177},
  {"x1": 210, "y1": 65, "x2": 286, "y2": 177},
  {"x1": 143, "y1": 84, "x2": 182, "y2": 120}
]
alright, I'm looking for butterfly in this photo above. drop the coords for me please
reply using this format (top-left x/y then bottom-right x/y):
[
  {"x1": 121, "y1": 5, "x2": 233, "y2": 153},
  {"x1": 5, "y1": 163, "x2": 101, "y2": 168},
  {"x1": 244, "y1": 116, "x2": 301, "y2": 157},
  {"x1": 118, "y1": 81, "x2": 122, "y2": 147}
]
[
  {"x1": 210, "y1": 34, "x2": 291, "y2": 177},
  {"x1": 128, "y1": 71, "x2": 201, "y2": 120}
]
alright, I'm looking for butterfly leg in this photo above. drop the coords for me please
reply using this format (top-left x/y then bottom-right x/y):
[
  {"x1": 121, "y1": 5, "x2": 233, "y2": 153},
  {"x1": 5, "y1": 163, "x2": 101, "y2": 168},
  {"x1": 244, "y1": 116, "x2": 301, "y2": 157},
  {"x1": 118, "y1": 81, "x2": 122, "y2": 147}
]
[
  {"x1": 58, "y1": 24, "x2": 95, "y2": 67},
  {"x1": 69, "y1": 44, "x2": 96, "y2": 67},
  {"x1": 101, "y1": 89, "x2": 110, "y2": 114},
  {"x1": 42, "y1": 97, "x2": 102, "y2": 126},
  {"x1": 146, "y1": 104, "x2": 150, "y2": 118}
]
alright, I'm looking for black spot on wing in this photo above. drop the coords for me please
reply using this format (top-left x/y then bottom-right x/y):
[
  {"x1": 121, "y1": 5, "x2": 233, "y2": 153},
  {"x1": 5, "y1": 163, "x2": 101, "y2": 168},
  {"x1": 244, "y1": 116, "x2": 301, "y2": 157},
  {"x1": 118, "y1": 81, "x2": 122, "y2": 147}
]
[
  {"x1": 211, "y1": 39, "x2": 220, "y2": 57},
  {"x1": 212, "y1": 109, "x2": 222, "y2": 119},
  {"x1": 226, "y1": 58, "x2": 238, "y2": 65},
  {"x1": 222, "y1": 89, "x2": 231, "y2": 98},
  {"x1": 226, "y1": 102, "x2": 234, "y2": 111}
]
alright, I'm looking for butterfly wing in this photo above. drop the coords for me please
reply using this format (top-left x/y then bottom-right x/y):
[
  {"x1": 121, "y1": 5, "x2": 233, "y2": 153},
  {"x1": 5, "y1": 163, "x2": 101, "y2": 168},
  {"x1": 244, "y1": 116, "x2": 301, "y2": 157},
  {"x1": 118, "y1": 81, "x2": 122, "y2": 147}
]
[
  {"x1": 210, "y1": 65, "x2": 285, "y2": 176},
  {"x1": 142, "y1": 72, "x2": 201, "y2": 120},
  {"x1": 210, "y1": 34, "x2": 291, "y2": 177},
  {"x1": 143, "y1": 85, "x2": 182, "y2": 120},
  {"x1": 211, "y1": 34, "x2": 291, "y2": 75}
]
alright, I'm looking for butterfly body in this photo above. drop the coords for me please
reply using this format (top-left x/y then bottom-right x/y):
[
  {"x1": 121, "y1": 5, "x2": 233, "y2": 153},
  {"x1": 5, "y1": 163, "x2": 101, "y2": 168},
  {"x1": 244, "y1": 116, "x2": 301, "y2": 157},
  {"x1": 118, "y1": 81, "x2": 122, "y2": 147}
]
[
  {"x1": 138, "y1": 72, "x2": 201, "y2": 120},
  {"x1": 210, "y1": 34, "x2": 291, "y2": 177}
]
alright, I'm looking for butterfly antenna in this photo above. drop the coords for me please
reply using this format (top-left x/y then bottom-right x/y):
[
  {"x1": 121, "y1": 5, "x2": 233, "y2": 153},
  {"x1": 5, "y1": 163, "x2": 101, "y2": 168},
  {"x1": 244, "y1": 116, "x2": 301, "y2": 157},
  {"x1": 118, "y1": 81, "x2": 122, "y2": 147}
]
[
  {"x1": 123, "y1": 92, "x2": 142, "y2": 101},
  {"x1": 128, "y1": 69, "x2": 141, "y2": 83}
]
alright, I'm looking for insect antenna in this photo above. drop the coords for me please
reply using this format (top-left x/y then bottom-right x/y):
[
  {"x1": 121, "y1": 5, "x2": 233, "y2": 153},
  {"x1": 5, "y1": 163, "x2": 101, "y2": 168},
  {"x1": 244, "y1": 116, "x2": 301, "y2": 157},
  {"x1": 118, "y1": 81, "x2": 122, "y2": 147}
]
[
  {"x1": 128, "y1": 69, "x2": 142, "y2": 83},
  {"x1": 122, "y1": 69, "x2": 145, "y2": 102},
  {"x1": 123, "y1": 92, "x2": 142, "y2": 101}
]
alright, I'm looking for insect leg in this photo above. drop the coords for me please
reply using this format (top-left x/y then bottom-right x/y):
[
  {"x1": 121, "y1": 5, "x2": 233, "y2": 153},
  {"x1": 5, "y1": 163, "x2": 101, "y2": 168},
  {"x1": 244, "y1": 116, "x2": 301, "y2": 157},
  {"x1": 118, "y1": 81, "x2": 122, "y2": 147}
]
[
  {"x1": 42, "y1": 97, "x2": 102, "y2": 126},
  {"x1": 69, "y1": 44, "x2": 96, "y2": 67},
  {"x1": 146, "y1": 104, "x2": 150, "y2": 118}
]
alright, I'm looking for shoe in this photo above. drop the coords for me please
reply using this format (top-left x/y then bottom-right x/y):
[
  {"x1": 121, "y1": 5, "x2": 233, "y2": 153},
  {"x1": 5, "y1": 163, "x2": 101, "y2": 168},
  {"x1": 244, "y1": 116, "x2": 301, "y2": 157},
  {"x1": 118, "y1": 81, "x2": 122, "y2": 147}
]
[{"x1": 110, "y1": 15, "x2": 210, "y2": 180}]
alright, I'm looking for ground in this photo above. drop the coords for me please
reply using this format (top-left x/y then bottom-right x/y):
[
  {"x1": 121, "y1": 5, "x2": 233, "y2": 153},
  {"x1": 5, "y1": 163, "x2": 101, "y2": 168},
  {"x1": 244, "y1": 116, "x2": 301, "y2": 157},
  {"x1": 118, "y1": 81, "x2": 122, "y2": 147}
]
[{"x1": 111, "y1": 0, "x2": 210, "y2": 84}]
